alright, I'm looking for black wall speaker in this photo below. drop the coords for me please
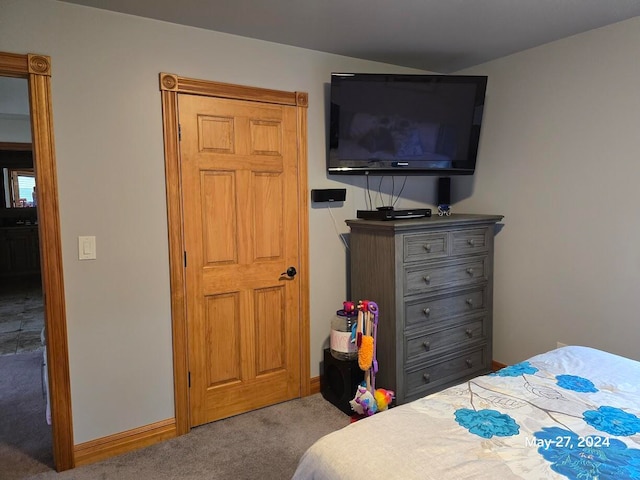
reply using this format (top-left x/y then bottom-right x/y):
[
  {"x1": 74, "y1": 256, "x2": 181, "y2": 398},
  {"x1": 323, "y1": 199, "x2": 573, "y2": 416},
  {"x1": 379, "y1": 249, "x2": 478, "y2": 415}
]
[
  {"x1": 320, "y1": 348, "x2": 363, "y2": 415},
  {"x1": 310, "y1": 188, "x2": 347, "y2": 203},
  {"x1": 437, "y1": 177, "x2": 451, "y2": 205}
]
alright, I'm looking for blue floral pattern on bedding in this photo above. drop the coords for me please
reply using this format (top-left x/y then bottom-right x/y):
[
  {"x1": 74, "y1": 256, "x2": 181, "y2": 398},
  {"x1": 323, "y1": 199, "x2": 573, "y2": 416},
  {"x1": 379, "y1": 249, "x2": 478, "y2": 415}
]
[
  {"x1": 450, "y1": 356, "x2": 640, "y2": 479},
  {"x1": 534, "y1": 426, "x2": 640, "y2": 480},
  {"x1": 556, "y1": 374, "x2": 599, "y2": 393},
  {"x1": 454, "y1": 408, "x2": 520, "y2": 438},
  {"x1": 583, "y1": 406, "x2": 640, "y2": 437},
  {"x1": 493, "y1": 361, "x2": 538, "y2": 377}
]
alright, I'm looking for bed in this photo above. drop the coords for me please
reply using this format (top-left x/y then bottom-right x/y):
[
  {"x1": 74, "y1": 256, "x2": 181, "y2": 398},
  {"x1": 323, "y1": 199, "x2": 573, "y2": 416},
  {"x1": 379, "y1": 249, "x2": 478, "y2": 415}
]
[{"x1": 293, "y1": 346, "x2": 640, "y2": 479}]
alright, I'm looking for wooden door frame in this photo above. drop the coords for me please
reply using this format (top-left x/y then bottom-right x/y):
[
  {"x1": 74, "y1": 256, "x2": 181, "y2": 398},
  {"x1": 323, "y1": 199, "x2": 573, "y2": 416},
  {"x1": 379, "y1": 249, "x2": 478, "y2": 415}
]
[
  {"x1": 159, "y1": 73, "x2": 310, "y2": 435},
  {"x1": 0, "y1": 52, "x2": 74, "y2": 470}
]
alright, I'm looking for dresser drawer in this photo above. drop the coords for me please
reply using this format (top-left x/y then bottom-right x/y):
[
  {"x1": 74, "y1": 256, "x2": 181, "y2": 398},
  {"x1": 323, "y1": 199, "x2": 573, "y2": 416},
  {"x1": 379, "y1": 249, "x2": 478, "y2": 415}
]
[
  {"x1": 403, "y1": 232, "x2": 448, "y2": 263},
  {"x1": 405, "y1": 286, "x2": 487, "y2": 329},
  {"x1": 404, "y1": 346, "x2": 488, "y2": 399},
  {"x1": 451, "y1": 228, "x2": 490, "y2": 256},
  {"x1": 404, "y1": 256, "x2": 488, "y2": 296},
  {"x1": 405, "y1": 315, "x2": 486, "y2": 363}
]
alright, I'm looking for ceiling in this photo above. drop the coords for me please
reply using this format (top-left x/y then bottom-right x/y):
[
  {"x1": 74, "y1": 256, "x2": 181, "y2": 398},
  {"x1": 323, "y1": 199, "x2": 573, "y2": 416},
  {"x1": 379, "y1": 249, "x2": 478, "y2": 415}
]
[{"x1": 57, "y1": 0, "x2": 640, "y2": 72}]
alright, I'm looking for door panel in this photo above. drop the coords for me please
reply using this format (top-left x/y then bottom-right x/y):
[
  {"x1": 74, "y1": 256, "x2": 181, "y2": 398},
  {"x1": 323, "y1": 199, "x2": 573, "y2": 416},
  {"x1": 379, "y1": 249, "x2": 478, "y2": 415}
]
[
  {"x1": 179, "y1": 93, "x2": 301, "y2": 426},
  {"x1": 255, "y1": 286, "x2": 285, "y2": 374},
  {"x1": 250, "y1": 120, "x2": 282, "y2": 155},
  {"x1": 201, "y1": 171, "x2": 237, "y2": 264},
  {"x1": 205, "y1": 293, "x2": 241, "y2": 387},
  {"x1": 198, "y1": 115, "x2": 234, "y2": 153},
  {"x1": 253, "y1": 172, "x2": 283, "y2": 259}
]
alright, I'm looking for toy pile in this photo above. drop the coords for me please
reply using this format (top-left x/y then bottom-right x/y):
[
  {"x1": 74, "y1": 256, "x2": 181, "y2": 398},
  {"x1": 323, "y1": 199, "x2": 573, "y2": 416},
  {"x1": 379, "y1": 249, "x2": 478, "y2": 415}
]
[{"x1": 348, "y1": 300, "x2": 394, "y2": 416}]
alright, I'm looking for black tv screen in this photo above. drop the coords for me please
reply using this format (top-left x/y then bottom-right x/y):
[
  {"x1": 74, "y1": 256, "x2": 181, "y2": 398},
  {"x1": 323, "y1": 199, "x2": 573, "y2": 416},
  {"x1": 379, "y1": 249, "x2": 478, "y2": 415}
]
[{"x1": 328, "y1": 73, "x2": 487, "y2": 175}]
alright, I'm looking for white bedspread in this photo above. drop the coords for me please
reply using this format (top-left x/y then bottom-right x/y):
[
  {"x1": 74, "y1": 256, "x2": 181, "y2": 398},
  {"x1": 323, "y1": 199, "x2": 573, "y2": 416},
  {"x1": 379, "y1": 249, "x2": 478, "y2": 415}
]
[{"x1": 293, "y1": 346, "x2": 640, "y2": 479}]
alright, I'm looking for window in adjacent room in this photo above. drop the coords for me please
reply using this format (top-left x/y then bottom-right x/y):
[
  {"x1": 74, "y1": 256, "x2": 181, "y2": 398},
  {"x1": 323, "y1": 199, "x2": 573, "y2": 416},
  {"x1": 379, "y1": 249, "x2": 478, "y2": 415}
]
[{"x1": 7, "y1": 168, "x2": 36, "y2": 207}]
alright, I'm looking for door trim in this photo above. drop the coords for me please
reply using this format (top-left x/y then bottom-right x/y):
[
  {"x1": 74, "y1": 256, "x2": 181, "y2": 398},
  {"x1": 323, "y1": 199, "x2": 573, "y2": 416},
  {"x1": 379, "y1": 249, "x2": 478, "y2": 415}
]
[
  {"x1": 159, "y1": 73, "x2": 310, "y2": 435},
  {"x1": 0, "y1": 52, "x2": 74, "y2": 470}
]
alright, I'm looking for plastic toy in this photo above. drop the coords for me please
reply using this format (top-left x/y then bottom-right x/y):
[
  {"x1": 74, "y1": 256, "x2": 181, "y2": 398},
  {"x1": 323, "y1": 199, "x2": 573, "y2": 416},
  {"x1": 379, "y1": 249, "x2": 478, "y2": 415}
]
[
  {"x1": 353, "y1": 301, "x2": 373, "y2": 370},
  {"x1": 349, "y1": 300, "x2": 392, "y2": 416},
  {"x1": 437, "y1": 204, "x2": 451, "y2": 216}
]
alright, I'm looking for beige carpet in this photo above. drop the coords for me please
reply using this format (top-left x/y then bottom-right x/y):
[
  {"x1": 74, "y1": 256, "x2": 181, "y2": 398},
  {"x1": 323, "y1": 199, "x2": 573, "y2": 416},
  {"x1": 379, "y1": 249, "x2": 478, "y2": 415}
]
[{"x1": 12, "y1": 393, "x2": 350, "y2": 480}]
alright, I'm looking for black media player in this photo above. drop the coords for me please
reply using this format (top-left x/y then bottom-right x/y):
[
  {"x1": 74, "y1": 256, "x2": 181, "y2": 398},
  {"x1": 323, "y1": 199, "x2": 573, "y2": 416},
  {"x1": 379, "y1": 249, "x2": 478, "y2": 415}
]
[{"x1": 356, "y1": 208, "x2": 432, "y2": 221}]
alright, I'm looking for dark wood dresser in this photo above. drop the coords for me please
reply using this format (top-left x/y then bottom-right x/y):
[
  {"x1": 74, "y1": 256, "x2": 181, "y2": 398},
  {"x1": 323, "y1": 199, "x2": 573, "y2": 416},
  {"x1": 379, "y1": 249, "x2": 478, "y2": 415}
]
[{"x1": 346, "y1": 213, "x2": 503, "y2": 404}]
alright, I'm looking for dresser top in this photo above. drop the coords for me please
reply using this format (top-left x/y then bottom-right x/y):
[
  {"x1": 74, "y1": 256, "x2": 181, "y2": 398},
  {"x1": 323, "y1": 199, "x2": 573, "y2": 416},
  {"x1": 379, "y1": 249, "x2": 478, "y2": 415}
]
[{"x1": 345, "y1": 213, "x2": 504, "y2": 232}]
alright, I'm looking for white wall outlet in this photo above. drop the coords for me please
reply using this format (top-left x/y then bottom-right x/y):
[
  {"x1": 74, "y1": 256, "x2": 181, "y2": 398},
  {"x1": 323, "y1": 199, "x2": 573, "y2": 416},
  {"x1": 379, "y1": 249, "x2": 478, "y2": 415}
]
[{"x1": 78, "y1": 235, "x2": 96, "y2": 260}]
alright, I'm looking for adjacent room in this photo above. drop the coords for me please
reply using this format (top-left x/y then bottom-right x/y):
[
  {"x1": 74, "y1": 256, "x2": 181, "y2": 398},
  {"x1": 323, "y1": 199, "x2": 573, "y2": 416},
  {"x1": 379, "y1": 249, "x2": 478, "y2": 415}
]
[
  {"x1": 2, "y1": 0, "x2": 640, "y2": 478},
  {"x1": 0, "y1": 75, "x2": 53, "y2": 476}
]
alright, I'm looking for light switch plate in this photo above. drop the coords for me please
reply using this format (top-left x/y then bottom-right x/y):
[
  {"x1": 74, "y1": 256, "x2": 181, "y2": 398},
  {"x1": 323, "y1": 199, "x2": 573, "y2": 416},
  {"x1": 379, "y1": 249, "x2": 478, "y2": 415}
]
[{"x1": 78, "y1": 236, "x2": 96, "y2": 260}]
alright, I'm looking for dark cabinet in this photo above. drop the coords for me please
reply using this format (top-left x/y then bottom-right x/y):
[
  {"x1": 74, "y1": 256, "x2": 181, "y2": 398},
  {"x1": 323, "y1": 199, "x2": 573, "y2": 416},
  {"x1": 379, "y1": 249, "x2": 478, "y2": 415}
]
[
  {"x1": 346, "y1": 214, "x2": 503, "y2": 405},
  {"x1": 0, "y1": 226, "x2": 40, "y2": 276}
]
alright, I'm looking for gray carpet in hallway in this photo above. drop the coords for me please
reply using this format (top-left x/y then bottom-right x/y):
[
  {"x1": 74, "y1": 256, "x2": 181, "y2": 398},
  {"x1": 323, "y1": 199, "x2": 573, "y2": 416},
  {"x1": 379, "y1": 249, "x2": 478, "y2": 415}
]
[
  {"x1": 18, "y1": 393, "x2": 350, "y2": 480},
  {"x1": 0, "y1": 350, "x2": 54, "y2": 480}
]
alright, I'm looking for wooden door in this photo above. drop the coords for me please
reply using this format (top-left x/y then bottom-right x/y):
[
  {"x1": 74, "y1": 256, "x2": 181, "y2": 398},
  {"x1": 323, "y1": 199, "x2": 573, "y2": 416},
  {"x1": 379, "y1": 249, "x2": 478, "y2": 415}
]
[{"x1": 179, "y1": 94, "x2": 301, "y2": 426}]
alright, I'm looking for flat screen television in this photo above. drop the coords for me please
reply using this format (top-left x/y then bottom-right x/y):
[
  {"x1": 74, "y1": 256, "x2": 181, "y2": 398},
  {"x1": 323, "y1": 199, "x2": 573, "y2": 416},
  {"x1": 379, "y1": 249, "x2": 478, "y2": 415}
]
[{"x1": 328, "y1": 73, "x2": 487, "y2": 175}]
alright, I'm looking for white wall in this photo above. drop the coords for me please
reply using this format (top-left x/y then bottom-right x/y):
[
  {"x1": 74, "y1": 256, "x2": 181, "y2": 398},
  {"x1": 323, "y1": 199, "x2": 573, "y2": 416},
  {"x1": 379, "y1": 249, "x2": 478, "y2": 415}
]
[
  {"x1": 0, "y1": 77, "x2": 31, "y2": 142},
  {"x1": 0, "y1": 0, "x2": 437, "y2": 443},
  {"x1": 0, "y1": 115, "x2": 31, "y2": 142},
  {"x1": 457, "y1": 17, "x2": 640, "y2": 364}
]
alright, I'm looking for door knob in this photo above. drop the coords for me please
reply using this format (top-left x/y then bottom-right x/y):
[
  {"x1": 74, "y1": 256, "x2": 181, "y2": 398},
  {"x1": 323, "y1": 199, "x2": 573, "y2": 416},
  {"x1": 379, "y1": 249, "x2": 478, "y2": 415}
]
[{"x1": 281, "y1": 266, "x2": 297, "y2": 278}]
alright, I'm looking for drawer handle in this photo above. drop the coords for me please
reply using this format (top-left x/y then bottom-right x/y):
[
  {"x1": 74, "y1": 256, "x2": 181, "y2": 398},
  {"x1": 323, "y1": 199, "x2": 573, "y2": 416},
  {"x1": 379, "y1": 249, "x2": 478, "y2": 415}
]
[
  {"x1": 465, "y1": 298, "x2": 473, "y2": 306},
  {"x1": 422, "y1": 341, "x2": 430, "y2": 351},
  {"x1": 423, "y1": 373, "x2": 431, "y2": 383},
  {"x1": 422, "y1": 307, "x2": 431, "y2": 316},
  {"x1": 423, "y1": 243, "x2": 432, "y2": 252},
  {"x1": 465, "y1": 328, "x2": 473, "y2": 338},
  {"x1": 466, "y1": 267, "x2": 474, "y2": 276},
  {"x1": 466, "y1": 359, "x2": 473, "y2": 368},
  {"x1": 467, "y1": 239, "x2": 475, "y2": 246},
  {"x1": 422, "y1": 275, "x2": 431, "y2": 283}
]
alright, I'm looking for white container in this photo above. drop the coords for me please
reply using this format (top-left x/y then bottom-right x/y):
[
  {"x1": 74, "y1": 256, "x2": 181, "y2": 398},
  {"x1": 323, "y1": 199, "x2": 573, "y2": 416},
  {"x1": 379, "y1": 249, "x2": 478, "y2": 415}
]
[{"x1": 330, "y1": 309, "x2": 358, "y2": 360}]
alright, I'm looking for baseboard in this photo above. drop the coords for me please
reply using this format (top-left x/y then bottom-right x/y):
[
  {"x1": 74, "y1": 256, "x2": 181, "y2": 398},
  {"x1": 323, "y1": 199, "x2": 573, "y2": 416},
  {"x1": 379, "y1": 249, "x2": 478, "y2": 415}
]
[
  {"x1": 309, "y1": 375, "x2": 320, "y2": 395},
  {"x1": 492, "y1": 360, "x2": 507, "y2": 372},
  {"x1": 74, "y1": 418, "x2": 176, "y2": 467},
  {"x1": 74, "y1": 377, "x2": 321, "y2": 466}
]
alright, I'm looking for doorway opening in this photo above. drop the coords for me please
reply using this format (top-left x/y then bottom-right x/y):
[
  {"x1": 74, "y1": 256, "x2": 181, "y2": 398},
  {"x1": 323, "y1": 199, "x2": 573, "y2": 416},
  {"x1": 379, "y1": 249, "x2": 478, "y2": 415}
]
[
  {"x1": 0, "y1": 52, "x2": 74, "y2": 471},
  {"x1": 0, "y1": 74, "x2": 53, "y2": 473}
]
